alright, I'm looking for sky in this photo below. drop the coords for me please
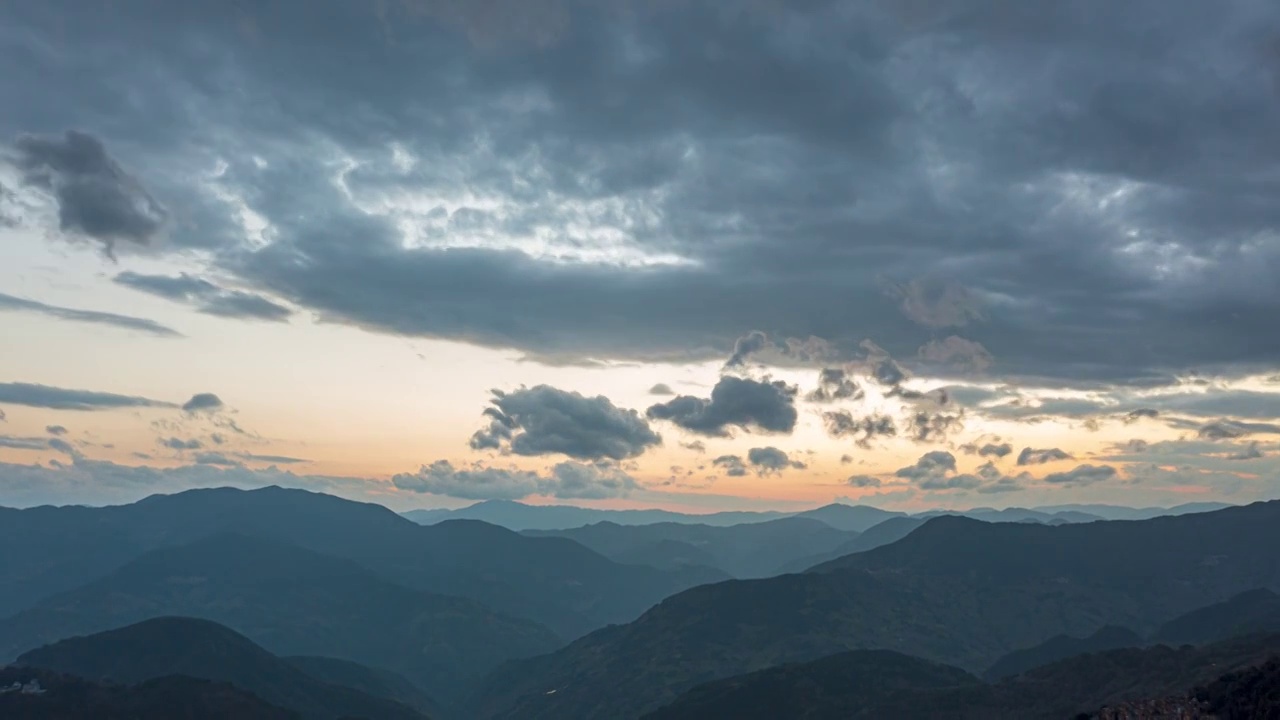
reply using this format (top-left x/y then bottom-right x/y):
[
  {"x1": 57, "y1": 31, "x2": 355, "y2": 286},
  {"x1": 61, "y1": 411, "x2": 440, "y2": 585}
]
[{"x1": 1, "y1": 0, "x2": 1278, "y2": 513}]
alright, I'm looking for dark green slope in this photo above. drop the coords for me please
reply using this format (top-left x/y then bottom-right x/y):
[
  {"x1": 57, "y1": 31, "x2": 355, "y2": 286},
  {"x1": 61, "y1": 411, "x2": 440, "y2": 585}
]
[
  {"x1": 472, "y1": 501, "x2": 1280, "y2": 719},
  {"x1": 0, "y1": 666, "x2": 299, "y2": 720},
  {"x1": 0, "y1": 486, "x2": 724, "y2": 639},
  {"x1": 17, "y1": 617, "x2": 428, "y2": 720},
  {"x1": 0, "y1": 532, "x2": 558, "y2": 709}
]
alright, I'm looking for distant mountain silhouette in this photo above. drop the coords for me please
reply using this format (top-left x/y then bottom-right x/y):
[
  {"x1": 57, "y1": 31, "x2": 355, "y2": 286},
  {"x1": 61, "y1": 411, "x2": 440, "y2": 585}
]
[
  {"x1": 608, "y1": 538, "x2": 724, "y2": 573},
  {"x1": 787, "y1": 504, "x2": 904, "y2": 532},
  {"x1": 472, "y1": 501, "x2": 1280, "y2": 719},
  {"x1": 16, "y1": 617, "x2": 429, "y2": 720},
  {"x1": 644, "y1": 634, "x2": 1280, "y2": 719},
  {"x1": 0, "y1": 532, "x2": 556, "y2": 709},
  {"x1": 1031, "y1": 502, "x2": 1232, "y2": 521},
  {"x1": 403, "y1": 499, "x2": 789, "y2": 531},
  {"x1": 0, "y1": 486, "x2": 723, "y2": 639},
  {"x1": 983, "y1": 625, "x2": 1144, "y2": 680},
  {"x1": 0, "y1": 665, "x2": 298, "y2": 720},
  {"x1": 1151, "y1": 588, "x2": 1280, "y2": 647},
  {"x1": 640, "y1": 649, "x2": 980, "y2": 720},
  {"x1": 779, "y1": 516, "x2": 929, "y2": 573},
  {"x1": 525, "y1": 517, "x2": 855, "y2": 578}
]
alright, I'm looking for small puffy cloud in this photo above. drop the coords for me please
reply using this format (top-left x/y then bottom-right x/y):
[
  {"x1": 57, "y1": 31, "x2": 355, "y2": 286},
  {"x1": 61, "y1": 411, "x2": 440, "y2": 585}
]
[
  {"x1": 1043, "y1": 464, "x2": 1118, "y2": 486},
  {"x1": 840, "y1": 454, "x2": 854, "y2": 464},
  {"x1": 960, "y1": 440, "x2": 1013, "y2": 458},
  {"x1": 846, "y1": 474, "x2": 882, "y2": 488},
  {"x1": 182, "y1": 393, "x2": 225, "y2": 414},
  {"x1": 0, "y1": 382, "x2": 173, "y2": 411},
  {"x1": 391, "y1": 459, "x2": 638, "y2": 500},
  {"x1": 648, "y1": 383, "x2": 675, "y2": 396},
  {"x1": 905, "y1": 410, "x2": 963, "y2": 443},
  {"x1": 12, "y1": 130, "x2": 167, "y2": 253},
  {"x1": 159, "y1": 436, "x2": 202, "y2": 451},
  {"x1": 805, "y1": 367, "x2": 863, "y2": 403},
  {"x1": 823, "y1": 410, "x2": 897, "y2": 448},
  {"x1": 724, "y1": 330, "x2": 770, "y2": 369},
  {"x1": 712, "y1": 454, "x2": 748, "y2": 477},
  {"x1": 680, "y1": 440, "x2": 706, "y2": 453},
  {"x1": 917, "y1": 336, "x2": 994, "y2": 372},
  {"x1": 647, "y1": 376, "x2": 798, "y2": 437},
  {"x1": 895, "y1": 451, "x2": 958, "y2": 481},
  {"x1": 895, "y1": 451, "x2": 1025, "y2": 493},
  {"x1": 0, "y1": 292, "x2": 181, "y2": 338},
  {"x1": 470, "y1": 385, "x2": 661, "y2": 460},
  {"x1": 114, "y1": 272, "x2": 292, "y2": 322},
  {"x1": 45, "y1": 425, "x2": 67, "y2": 436},
  {"x1": 1198, "y1": 419, "x2": 1280, "y2": 440},
  {"x1": 746, "y1": 446, "x2": 806, "y2": 475},
  {"x1": 1016, "y1": 447, "x2": 1073, "y2": 465}
]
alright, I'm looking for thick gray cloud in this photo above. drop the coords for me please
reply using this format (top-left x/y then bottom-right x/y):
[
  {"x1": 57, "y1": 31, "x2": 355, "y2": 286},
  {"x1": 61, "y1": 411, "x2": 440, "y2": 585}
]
[
  {"x1": 894, "y1": 449, "x2": 1030, "y2": 493},
  {"x1": 1043, "y1": 464, "x2": 1118, "y2": 486},
  {"x1": 1016, "y1": 447, "x2": 1074, "y2": 466},
  {"x1": 711, "y1": 454, "x2": 748, "y2": 477},
  {"x1": 470, "y1": 385, "x2": 660, "y2": 460},
  {"x1": 0, "y1": 291, "x2": 181, "y2": 337},
  {"x1": 391, "y1": 459, "x2": 638, "y2": 500},
  {"x1": 10, "y1": 130, "x2": 167, "y2": 253},
  {"x1": 0, "y1": 382, "x2": 173, "y2": 411},
  {"x1": 647, "y1": 376, "x2": 798, "y2": 437},
  {"x1": 917, "y1": 336, "x2": 994, "y2": 373},
  {"x1": 5, "y1": 1, "x2": 1280, "y2": 383},
  {"x1": 805, "y1": 367, "x2": 864, "y2": 404},
  {"x1": 114, "y1": 272, "x2": 291, "y2": 322},
  {"x1": 182, "y1": 393, "x2": 225, "y2": 414},
  {"x1": 746, "y1": 446, "x2": 806, "y2": 475}
]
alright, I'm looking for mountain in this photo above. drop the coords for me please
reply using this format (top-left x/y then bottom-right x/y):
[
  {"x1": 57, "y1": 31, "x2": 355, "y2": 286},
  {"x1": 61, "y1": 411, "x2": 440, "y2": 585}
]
[
  {"x1": 16, "y1": 617, "x2": 429, "y2": 720},
  {"x1": 1091, "y1": 655, "x2": 1280, "y2": 718},
  {"x1": 0, "y1": 486, "x2": 724, "y2": 640},
  {"x1": 983, "y1": 625, "x2": 1144, "y2": 680},
  {"x1": 472, "y1": 501, "x2": 1280, "y2": 719},
  {"x1": 524, "y1": 517, "x2": 854, "y2": 578},
  {"x1": 1030, "y1": 502, "x2": 1233, "y2": 521},
  {"x1": 778, "y1": 516, "x2": 929, "y2": 573},
  {"x1": 609, "y1": 539, "x2": 724, "y2": 573},
  {"x1": 0, "y1": 666, "x2": 299, "y2": 720},
  {"x1": 283, "y1": 656, "x2": 441, "y2": 718},
  {"x1": 403, "y1": 500, "x2": 787, "y2": 531},
  {"x1": 640, "y1": 649, "x2": 981, "y2": 720},
  {"x1": 1151, "y1": 588, "x2": 1280, "y2": 647},
  {"x1": 645, "y1": 634, "x2": 1280, "y2": 719},
  {"x1": 788, "y1": 504, "x2": 904, "y2": 532},
  {"x1": 0, "y1": 532, "x2": 558, "y2": 709}
]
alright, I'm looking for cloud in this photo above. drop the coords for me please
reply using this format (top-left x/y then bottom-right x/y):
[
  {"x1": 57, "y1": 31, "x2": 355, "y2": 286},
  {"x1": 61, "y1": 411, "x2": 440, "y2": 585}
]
[
  {"x1": 805, "y1": 367, "x2": 863, "y2": 403},
  {"x1": 746, "y1": 446, "x2": 806, "y2": 475},
  {"x1": 1016, "y1": 447, "x2": 1074, "y2": 465},
  {"x1": 1198, "y1": 419, "x2": 1280, "y2": 440},
  {"x1": 904, "y1": 410, "x2": 963, "y2": 443},
  {"x1": 861, "y1": 340, "x2": 907, "y2": 387},
  {"x1": 894, "y1": 451, "x2": 958, "y2": 481},
  {"x1": 840, "y1": 454, "x2": 854, "y2": 464},
  {"x1": 7, "y1": 2, "x2": 1280, "y2": 384},
  {"x1": 723, "y1": 330, "x2": 770, "y2": 369},
  {"x1": 0, "y1": 292, "x2": 181, "y2": 337},
  {"x1": 44, "y1": 425, "x2": 67, "y2": 436},
  {"x1": 1226, "y1": 441, "x2": 1264, "y2": 461},
  {"x1": 114, "y1": 272, "x2": 292, "y2": 322},
  {"x1": 846, "y1": 474, "x2": 882, "y2": 488},
  {"x1": 0, "y1": 435, "x2": 48, "y2": 451},
  {"x1": 159, "y1": 436, "x2": 202, "y2": 451},
  {"x1": 894, "y1": 450, "x2": 1028, "y2": 493},
  {"x1": 823, "y1": 410, "x2": 897, "y2": 448},
  {"x1": 711, "y1": 454, "x2": 748, "y2": 477},
  {"x1": 194, "y1": 451, "x2": 242, "y2": 467},
  {"x1": 0, "y1": 382, "x2": 173, "y2": 411},
  {"x1": 680, "y1": 440, "x2": 706, "y2": 453},
  {"x1": 1120, "y1": 438, "x2": 1151, "y2": 453},
  {"x1": 182, "y1": 393, "x2": 225, "y2": 414},
  {"x1": 648, "y1": 383, "x2": 674, "y2": 396},
  {"x1": 470, "y1": 385, "x2": 660, "y2": 460},
  {"x1": 1124, "y1": 408, "x2": 1160, "y2": 423},
  {"x1": 391, "y1": 459, "x2": 638, "y2": 500},
  {"x1": 917, "y1": 336, "x2": 994, "y2": 372},
  {"x1": 235, "y1": 452, "x2": 310, "y2": 465},
  {"x1": 10, "y1": 130, "x2": 167, "y2": 253},
  {"x1": 46, "y1": 437, "x2": 82, "y2": 459},
  {"x1": 647, "y1": 376, "x2": 798, "y2": 437},
  {"x1": 1043, "y1": 464, "x2": 1118, "y2": 486},
  {"x1": 959, "y1": 440, "x2": 1013, "y2": 458},
  {"x1": 0, "y1": 409, "x2": 5, "y2": 422}
]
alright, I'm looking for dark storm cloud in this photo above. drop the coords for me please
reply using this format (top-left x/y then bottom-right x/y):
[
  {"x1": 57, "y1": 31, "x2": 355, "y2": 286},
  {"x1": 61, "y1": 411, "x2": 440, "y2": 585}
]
[
  {"x1": 1043, "y1": 464, "x2": 1118, "y2": 486},
  {"x1": 646, "y1": 376, "x2": 798, "y2": 437},
  {"x1": 712, "y1": 454, "x2": 748, "y2": 477},
  {"x1": 392, "y1": 459, "x2": 638, "y2": 500},
  {"x1": 0, "y1": 382, "x2": 174, "y2": 411},
  {"x1": 805, "y1": 367, "x2": 864, "y2": 403},
  {"x1": 746, "y1": 446, "x2": 806, "y2": 475},
  {"x1": 9, "y1": 130, "x2": 167, "y2": 253},
  {"x1": 181, "y1": 393, "x2": 225, "y2": 414},
  {"x1": 0, "y1": 291, "x2": 180, "y2": 337},
  {"x1": 470, "y1": 385, "x2": 661, "y2": 460},
  {"x1": 114, "y1": 272, "x2": 292, "y2": 322},
  {"x1": 6, "y1": 1, "x2": 1280, "y2": 381},
  {"x1": 1016, "y1": 447, "x2": 1074, "y2": 465}
]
